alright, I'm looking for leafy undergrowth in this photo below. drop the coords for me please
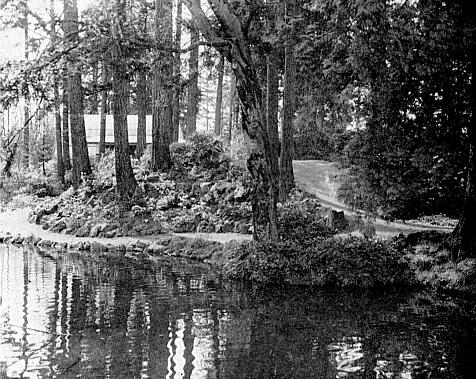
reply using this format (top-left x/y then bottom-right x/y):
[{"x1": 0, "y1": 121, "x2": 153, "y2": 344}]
[
  {"x1": 22, "y1": 133, "x2": 336, "y2": 239},
  {"x1": 225, "y1": 229, "x2": 476, "y2": 291},
  {"x1": 402, "y1": 233, "x2": 476, "y2": 293},
  {"x1": 224, "y1": 237, "x2": 412, "y2": 288}
]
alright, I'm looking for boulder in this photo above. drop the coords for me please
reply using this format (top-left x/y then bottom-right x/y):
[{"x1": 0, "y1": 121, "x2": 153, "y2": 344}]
[
  {"x1": 33, "y1": 209, "x2": 47, "y2": 224},
  {"x1": 145, "y1": 242, "x2": 167, "y2": 254},
  {"x1": 75, "y1": 224, "x2": 91, "y2": 238},
  {"x1": 51, "y1": 220, "x2": 67, "y2": 233}
]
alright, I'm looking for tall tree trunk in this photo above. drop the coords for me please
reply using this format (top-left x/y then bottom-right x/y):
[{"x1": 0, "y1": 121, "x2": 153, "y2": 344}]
[
  {"x1": 449, "y1": 58, "x2": 476, "y2": 259},
  {"x1": 267, "y1": 54, "x2": 280, "y2": 207},
  {"x1": 172, "y1": 0, "x2": 182, "y2": 142},
  {"x1": 279, "y1": 4, "x2": 296, "y2": 203},
  {"x1": 90, "y1": 58, "x2": 99, "y2": 113},
  {"x1": 185, "y1": 22, "x2": 199, "y2": 139},
  {"x1": 54, "y1": 81, "x2": 64, "y2": 186},
  {"x1": 214, "y1": 54, "x2": 224, "y2": 136},
  {"x1": 136, "y1": 69, "x2": 148, "y2": 158},
  {"x1": 99, "y1": 60, "x2": 108, "y2": 158},
  {"x1": 62, "y1": 72, "x2": 71, "y2": 171},
  {"x1": 227, "y1": 72, "x2": 236, "y2": 143},
  {"x1": 151, "y1": 0, "x2": 173, "y2": 171},
  {"x1": 69, "y1": 72, "x2": 92, "y2": 186},
  {"x1": 51, "y1": 0, "x2": 64, "y2": 186},
  {"x1": 111, "y1": 0, "x2": 137, "y2": 202},
  {"x1": 22, "y1": 8, "x2": 29, "y2": 169},
  {"x1": 64, "y1": 0, "x2": 92, "y2": 188}
]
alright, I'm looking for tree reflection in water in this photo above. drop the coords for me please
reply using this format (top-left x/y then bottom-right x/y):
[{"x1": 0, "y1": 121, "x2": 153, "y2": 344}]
[{"x1": 1, "y1": 243, "x2": 476, "y2": 379}]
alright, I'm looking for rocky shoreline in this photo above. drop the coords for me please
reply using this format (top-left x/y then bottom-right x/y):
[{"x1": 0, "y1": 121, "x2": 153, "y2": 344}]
[
  {"x1": 0, "y1": 231, "x2": 241, "y2": 266},
  {"x1": 0, "y1": 208, "x2": 248, "y2": 267}
]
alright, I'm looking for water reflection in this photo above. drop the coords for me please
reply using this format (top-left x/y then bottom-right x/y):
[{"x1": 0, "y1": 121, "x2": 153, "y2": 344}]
[{"x1": 1, "y1": 243, "x2": 475, "y2": 379}]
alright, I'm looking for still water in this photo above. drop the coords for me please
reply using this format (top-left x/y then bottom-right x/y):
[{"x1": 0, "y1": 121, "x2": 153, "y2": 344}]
[{"x1": 1, "y1": 243, "x2": 475, "y2": 379}]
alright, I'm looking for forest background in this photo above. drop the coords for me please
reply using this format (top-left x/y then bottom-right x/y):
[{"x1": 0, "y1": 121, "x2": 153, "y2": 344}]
[{"x1": 0, "y1": 0, "x2": 475, "y2": 257}]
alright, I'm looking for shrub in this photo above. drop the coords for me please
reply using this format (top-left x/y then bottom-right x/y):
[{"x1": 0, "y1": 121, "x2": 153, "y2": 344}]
[
  {"x1": 170, "y1": 132, "x2": 225, "y2": 175},
  {"x1": 278, "y1": 191, "x2": 334, "y2": 247},
  {"x1": 224, "y1": 240, "x2": 303, "y2": 285},
  {"x1": 225, "y1": 237, "x2": 412, "y2": 288},
  {"x1": 304, "y1": 238, "x2": 412, "y2": 287},
  {"x1": 93, "y1": 150, "x2": 116, "y2": 189}
]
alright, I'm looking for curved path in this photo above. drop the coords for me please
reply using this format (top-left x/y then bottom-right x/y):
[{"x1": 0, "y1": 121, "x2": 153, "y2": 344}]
[
  {"x1": 293, "y1": 160, "x2": 454, "y2": 238},
  {"x1": 0, "y1": 208, "x2": 252, "y2": 246},
  {"x1": 1, "y1": 160, "x2": 453, "y2": 244}
]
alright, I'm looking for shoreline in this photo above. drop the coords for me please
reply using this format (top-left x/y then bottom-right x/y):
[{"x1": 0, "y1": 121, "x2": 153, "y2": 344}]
[{"x1": 0, "y1": 207, "x2": 249, "y2": 265}]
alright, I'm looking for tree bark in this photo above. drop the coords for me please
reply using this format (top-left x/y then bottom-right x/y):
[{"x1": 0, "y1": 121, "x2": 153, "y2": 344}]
[
  {"x1": 279, "y1": 3, "x2": 296, "y2": 203},
  {"x1": 2, "y1": 142, "x2": 17, "y2": 177},
  {"x1": 136, "y1": 69, "x2": 148, "y2": 158},
  {"x1": 51, "y1": 0, "x2": 64, "y2": 186},
  {"x1": 69, "y1": 72, "x2": 92, "y2": 186},
  {"x1": 267, "y1": 54, "x2": 280, "y2": 205},
  {"x1": 90, "y1": 58, "x2": 99, "y2": 113},
  {"x1": 172, "y1": 0, "x2": 182, "y2": 142},
  {"x1": 214, "y1": 55, "x2": 225, "y2": 136},
  {"x1": 62, "y1": 72, "x2": 71, "y2": 171},
  {"x1": 99, "y1": 61, "x2": 108, "y2": 158},
  {"x1": 64, "y1": 0, "x2": 92, "y2": 187},
  {"x1": 227, "y1": 72, "x2": 236, "y2": 143},
  {"x1": 151, "y1": 0, "x2": 173, "y2": 172},
  {"x1": 22, "y1": 7, "x2": 29, "y2": 168},
  {"x1": 185, "y1": 22, "x2": 199, "y2": 139},
  {"x1": 111, "y1": 0, "x2": 137, "y2": 202}
]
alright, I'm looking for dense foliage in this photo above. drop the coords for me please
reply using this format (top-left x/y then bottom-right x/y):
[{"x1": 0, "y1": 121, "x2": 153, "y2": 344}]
[
  {"x1": 293, "y1": 0, "x2": 473, "y2": 220},
  {"x1": 225, "y1": 238, "x2": 411, "y2": 288}
]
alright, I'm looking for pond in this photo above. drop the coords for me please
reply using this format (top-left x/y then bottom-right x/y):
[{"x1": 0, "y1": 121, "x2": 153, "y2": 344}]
[{"x1": 1, "y1": 243, "x2": 475, "y2": 379}]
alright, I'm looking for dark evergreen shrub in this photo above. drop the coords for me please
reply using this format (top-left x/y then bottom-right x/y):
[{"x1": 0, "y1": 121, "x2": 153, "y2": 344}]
[{"x1": 225, "y1": 237, "x2": 412, "y2": 288}]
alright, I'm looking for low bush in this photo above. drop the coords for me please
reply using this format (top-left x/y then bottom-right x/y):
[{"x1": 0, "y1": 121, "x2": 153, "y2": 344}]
[
  {"x1": 93, "y1": 150, "x2": 116, "y2": 189},
  {"x1": 225, "y1": 237, "x2": 412, "y2": 288},
  {"x1": 278, "y1": 190, "x2": 334, "y2": 247},
  {"x1": 170, "y1": 132, "x2": 226, "y2": 176}
]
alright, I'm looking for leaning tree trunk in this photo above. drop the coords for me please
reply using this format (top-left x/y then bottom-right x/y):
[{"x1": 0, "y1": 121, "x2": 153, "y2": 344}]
[{"x1": 184, "y1": 0, "x2": 278, "y2": 241}]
